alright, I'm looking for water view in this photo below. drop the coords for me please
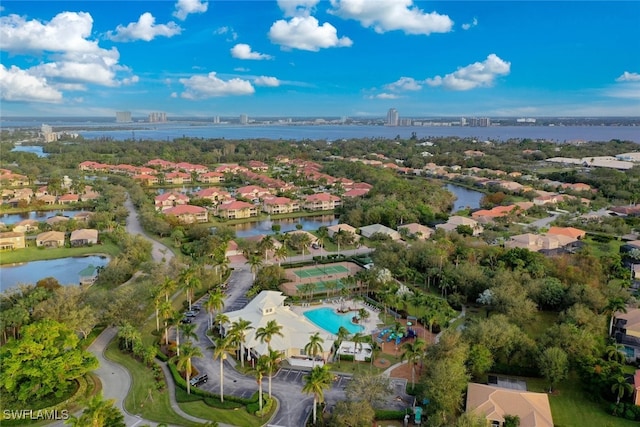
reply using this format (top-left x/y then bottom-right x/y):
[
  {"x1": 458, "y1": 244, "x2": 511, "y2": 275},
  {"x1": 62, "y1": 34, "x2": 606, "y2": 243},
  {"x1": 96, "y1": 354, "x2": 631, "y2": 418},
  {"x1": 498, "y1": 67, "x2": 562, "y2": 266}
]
[
  {"x1": 0, "y1": 209, "x2": 90, "y2": 226},
  {"x1": 233, "y1": 215, "x2": 338, "y2": 238},
  {"x1": 0, "y1": 255, "x2": 110, "y2": 292},
  {"x1": 10, "y1": 145, "x2": 48, "y2": 157},
  {"x1": 445, "y1": 183, "x2": 484, "y2": 211}
]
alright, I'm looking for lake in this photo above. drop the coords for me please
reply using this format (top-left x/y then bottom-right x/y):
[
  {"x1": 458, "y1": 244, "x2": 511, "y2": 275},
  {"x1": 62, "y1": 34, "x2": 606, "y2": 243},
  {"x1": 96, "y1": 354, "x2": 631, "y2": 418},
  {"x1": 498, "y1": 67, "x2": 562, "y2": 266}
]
[
  {"x1": 10, "y1": 145, "x2": 48, "y2": 157},
  {"x1": 0, "y1": 209, "x2": 90, "y2": 226},
  {"x1": 0, "y1": 255, "x2": 110, "y2": 291},
  {"x1": 232, "y1": 215, "x2": 339, "y2": 238},
  {"x1": 445, "y1": 183, "x2": 484, "y2": 211}
]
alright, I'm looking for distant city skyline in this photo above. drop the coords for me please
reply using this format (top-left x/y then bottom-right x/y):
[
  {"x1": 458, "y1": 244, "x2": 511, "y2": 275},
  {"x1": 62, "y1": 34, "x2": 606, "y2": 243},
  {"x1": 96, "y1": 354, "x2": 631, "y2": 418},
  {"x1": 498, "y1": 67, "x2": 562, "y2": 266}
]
[{"x1": 1, "y1": 1, "x2": 639, "y2": 118}]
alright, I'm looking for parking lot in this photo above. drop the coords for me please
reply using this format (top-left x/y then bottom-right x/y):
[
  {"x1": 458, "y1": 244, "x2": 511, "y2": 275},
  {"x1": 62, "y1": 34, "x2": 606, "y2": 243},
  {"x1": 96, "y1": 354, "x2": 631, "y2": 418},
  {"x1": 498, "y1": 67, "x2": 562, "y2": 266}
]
[{"x1": 273, "y1": 368, "x2": 352, "y2": 389}]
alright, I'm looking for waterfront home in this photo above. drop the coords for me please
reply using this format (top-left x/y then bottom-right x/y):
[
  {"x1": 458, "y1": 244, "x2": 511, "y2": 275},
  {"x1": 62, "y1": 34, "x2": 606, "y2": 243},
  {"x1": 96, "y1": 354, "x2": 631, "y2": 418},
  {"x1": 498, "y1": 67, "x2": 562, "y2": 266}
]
[
  {"x1": 327, "y1": 224, "x2": 358, "y2": 239},
  {"x1": 193, "y1": 188, "x2": 231, "y2": 205},
  {"x1": 197, "y1": 171, "x2": 225, "y2": 184},
  {"x1": 236, "y1": 185, "x2": 273, "y2": 201},
  {"x1": 217, "y1": 200, "x2": 258, "y2": 219},
  {"x1": 70, "y1": 229, "x2": 99, "y2": 246},
  {"x1": 164, "y1": 171, "x2": 192, "y2": 185},
  {"x1": 46, "y1": 216, "x2": 70, "y2": 227},
  {"x1": 155, "y1": 192, "x2": 190, "y2": 211},
  {"x1": 0, "y1": 231, "x2": 26, "y2": 250},
  {"x1": 163, "y1": 205, "x2": 208, "y2": 224},
  {"x1": 262, "y1": 196, "x2": 300, "y2": 215},
  {"x1": 303, "y1": 193, "x2": 341, "y2": 211},
  {"x1": 12, "y1": 219, "x2": 39, "y2": 233},
  {"x1": 58, "y1": 193, "x2": 80, "y2": 204},
  {"x1": 36, "y1": 231, "x2": 65, "y2": 248}
]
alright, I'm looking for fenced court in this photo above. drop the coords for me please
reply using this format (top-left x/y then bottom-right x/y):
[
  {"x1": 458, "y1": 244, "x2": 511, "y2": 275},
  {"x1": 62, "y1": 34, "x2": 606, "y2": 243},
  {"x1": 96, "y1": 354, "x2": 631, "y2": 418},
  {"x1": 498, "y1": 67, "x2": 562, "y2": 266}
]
[
  {"x1": 281, "y1": 261, "x2": 363, "y2": 297},
  {"x1": 293, "y1": 264, "x2": 350, "y2": 279}
]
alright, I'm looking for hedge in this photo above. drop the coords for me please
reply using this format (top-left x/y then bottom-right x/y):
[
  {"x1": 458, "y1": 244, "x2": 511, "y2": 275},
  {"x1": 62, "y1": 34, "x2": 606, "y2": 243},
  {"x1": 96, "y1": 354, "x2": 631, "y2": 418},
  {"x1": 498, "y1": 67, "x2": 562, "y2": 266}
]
[
  {"x1": 204, "y1": 397, "x2": 243, "y2": 409},
  {"x1": 340, "y1": 354, "x2": 355, "y2": 362},
  {"x1": 374, "y1": 409, "x2": 407, "y2": 420},
  {"x1": 255, "y1": 397, "x2": 274, "y2": 418}
]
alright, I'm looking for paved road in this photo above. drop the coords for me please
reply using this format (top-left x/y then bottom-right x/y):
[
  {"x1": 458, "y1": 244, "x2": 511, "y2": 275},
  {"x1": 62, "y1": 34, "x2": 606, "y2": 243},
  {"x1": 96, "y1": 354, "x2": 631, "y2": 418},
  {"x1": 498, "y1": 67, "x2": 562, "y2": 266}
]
[{"x1": 124, "y1": 196, "x2": 174, "y2": 264}]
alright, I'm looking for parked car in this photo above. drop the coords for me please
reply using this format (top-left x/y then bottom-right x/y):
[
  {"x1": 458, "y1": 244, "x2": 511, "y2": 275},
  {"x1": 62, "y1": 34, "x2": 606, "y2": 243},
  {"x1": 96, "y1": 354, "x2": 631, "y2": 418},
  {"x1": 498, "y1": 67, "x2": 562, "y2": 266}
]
[
  {"x1": 184, "y1": 311, "x2": 197, "y2": 318},
  {"x1": 190, "y1": 374, "x2": 208, "y2": 387},
  {"x1": 180, "y1": 317, "x2": 192, "y2": 324}
]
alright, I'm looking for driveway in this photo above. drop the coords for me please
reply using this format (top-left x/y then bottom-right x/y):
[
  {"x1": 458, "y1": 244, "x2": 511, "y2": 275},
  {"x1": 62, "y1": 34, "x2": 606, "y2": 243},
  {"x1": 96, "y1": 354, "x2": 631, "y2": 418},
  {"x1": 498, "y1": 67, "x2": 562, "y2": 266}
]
[{"x1": 124, "y1": 195, "x2": 174, "y2": 264}]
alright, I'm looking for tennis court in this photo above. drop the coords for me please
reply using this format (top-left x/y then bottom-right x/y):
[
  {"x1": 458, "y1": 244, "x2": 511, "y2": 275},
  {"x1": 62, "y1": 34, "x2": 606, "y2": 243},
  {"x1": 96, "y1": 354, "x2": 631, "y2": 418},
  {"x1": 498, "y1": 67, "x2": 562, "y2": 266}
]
[{"x1": 293, "y1": 264, "x2": 350, "y2": 278}]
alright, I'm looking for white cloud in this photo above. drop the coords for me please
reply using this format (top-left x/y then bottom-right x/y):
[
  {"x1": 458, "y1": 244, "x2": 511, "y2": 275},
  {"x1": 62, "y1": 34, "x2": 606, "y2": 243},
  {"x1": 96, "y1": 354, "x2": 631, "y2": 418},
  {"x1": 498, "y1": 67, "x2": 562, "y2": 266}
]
[
  {"x1": 179, "y1": 72, "x2": 255, "y2": 98},
  {"x1": 426, "y1": 54, "x2": 511, "y2": 90},
  {"x1": 277, "y1": 0, "x2": 320, "y2": 17},
  {"x1": 254, "y1": 76, "x2": 280, "y2": 87},
  {"x1": 107, "y1": 13, "x2": 181, "y2": 42},
  {"x1": 329, "y1": 0, "x2": 453, "y2": 35},
  {"x1": 369, "y1": 93, "x2": 399, "y2": 99},
  {"x1": 214, "y1": 26, "x2": 238, "y2": 41},
  {"x1": 231, "y1": 44, "x2": 273, "y2": 60},
  {"x1": 616, "y1": 71, "x2": 640, "y2": 82},
  {"x1": 462, "y1": 17, "x2": 478, "y2": 30},
  {"x1": 385, "y1": 77, "x2": 422, "y2": 92},
  {"x1": 174, "y1": 0, "x2": 208, "y2": 20},
  {"x1": 234, "y1": 67, "x2": 250, "y2": 72},
  {"x1": 269, "y1": 16, "x2": 353, "y2": 51},
  {"x1": 605, "y1": 83, "x2": 640, "y2": 100},
  {"x1": 0, "y1": 64, "x2": 62, "y2": 102}
]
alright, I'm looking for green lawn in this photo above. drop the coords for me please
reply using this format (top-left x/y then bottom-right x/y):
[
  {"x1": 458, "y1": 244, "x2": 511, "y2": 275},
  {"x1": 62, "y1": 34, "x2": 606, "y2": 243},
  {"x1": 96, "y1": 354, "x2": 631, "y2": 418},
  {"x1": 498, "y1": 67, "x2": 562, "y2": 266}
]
[
  {"x1": 524, "y1": 375, "x2": 638, "y2": 427},
  {"x1": 0, "y1": 242, "x2": 120, "y2": 265},
  {"x1": 104, "y1": 341, "x2": 203, "y2": 427}
]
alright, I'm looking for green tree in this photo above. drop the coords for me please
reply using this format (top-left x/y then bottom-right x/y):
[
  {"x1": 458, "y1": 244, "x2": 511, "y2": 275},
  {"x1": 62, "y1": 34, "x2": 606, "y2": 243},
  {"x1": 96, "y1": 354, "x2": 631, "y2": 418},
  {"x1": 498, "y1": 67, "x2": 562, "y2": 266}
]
[
  {"x1": 538, "y1": 346, "x2": 568, "y2": 392},
  {"x1": 228, "y1": 318, "x2": 253, "y2": 368},
  {"x1": 0, "y1": 319, "x2": 98, "y2": 402},
  {"x1": 65, "y1": 392, "x2": 125, "y2": 427},
  {"x1": 251, "y1": 355, "x2": 269, "y2": 413},
  {"x1": 504, "y1": 415, "x2": 521, "y2": 427},
  {"x1": 335, "y1": 326, "x2": 350, "y2": 365},
  {"x1": 248, "y1": 255, "x2": 264, "y2": 281},
  {"x1": 264, "y1": 348, "x2": 282, "y2": 398},
  {"x1": 401, "y1": 338, "x2": 426, "y2": 389},
  {"x1": 466, "y1": 344, "x2": 494, "y2": 380},
  {"x1": 329, "y1": 400, "x2": 375, "y2": 427},
  {"x1": 302, "y1": 365, "x2": 333, "y2": 425},
  {"x1": 204, "y1": 290, "x2": 225, "y2": 330},
  {"x1": 611, "y1": 375, "x2": 633, "y2": 404},
  {"x1": 172, "y1": 342, "x2": 203, "y2": 395},
  {"x1": 344, "y1": 373, "x2": 392, "y2": 408},
  {"x1": 304, "y1": 332, "x2": 325, "y2": 367},
  {"x1": 212, "y1": 335, "x2": 235, "y2": 402},
  {"x1": 255, "y1": 319, "x2": 284, "y2": 352}
]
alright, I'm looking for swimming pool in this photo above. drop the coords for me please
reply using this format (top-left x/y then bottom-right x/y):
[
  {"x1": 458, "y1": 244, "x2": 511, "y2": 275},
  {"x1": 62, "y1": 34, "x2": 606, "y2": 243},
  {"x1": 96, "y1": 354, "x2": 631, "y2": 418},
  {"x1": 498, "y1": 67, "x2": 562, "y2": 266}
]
[{"x1": 304, "y1": 307, "x2": 364, "y2": 335}]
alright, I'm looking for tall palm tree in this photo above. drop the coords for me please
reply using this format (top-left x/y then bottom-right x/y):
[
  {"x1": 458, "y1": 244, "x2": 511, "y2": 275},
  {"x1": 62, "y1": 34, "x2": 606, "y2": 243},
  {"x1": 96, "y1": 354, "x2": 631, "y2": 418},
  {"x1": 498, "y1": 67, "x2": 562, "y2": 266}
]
[
  {"x1": 335, "y1": 326, "x2": 350, "y2": 365},
  {"x1": 151, "y1": 286, "x2": 163, "y2": 332},
  {"x1": 302, "y1": 365, "x2": 333, "y2": 425},
  {"x1": 182, "y1": 274, "x2": 201, "y2": 312},
  {"x1": 159, "y1": 300, "x2": 174, "y2": 346},
  {"x1": 204, "y1": 290, "x2": 225, "y2": 330},
  {"x1": 169, "y1": 311, "x2": 183, "y2": 356},
  {"x1": 173, "y1": 342, "x2": 203, "y2": 395},
  {"x1": 212, "y1": 335, "x2": 235, "y2": 402},
  {"x1": 160, "y1": 276, "x2": 176, "y2": 302},
  {"x1": 358, "y1": 308, "x2": 370, "y2": 324},
  {"x1": 401, "y1": 338, "x2": 426, "y2": 389},
  {"x1": 304, "y1": 332, "x2": 325, "y2": 367},
  {"x1": 274, "y1": 245, "x2": 288, "y2": 266},
  {"x1": 351, "y1": 332, "x2": 364, "y2": 362},
  {"x1": 228, "y1": 318, "x2": 253, "y2": 368},
  {"x1": 251, "y1": 355, "x2": 269, "y2": 413},
  {"x1": 258, "y1": 235, "x2": 275, "y2": 263},
  {"x1": 606, "y1": 297, "x2": 627, "y2": 336},
  {"x1": 264, "y1": 348, "x2": 282, "y2": 398},
  {"x1": 214, "y1": 312, "x2": 229, "y2": 335},
  {"x1": 248, "y1": 255, "x2": 263, "y2": 281}
]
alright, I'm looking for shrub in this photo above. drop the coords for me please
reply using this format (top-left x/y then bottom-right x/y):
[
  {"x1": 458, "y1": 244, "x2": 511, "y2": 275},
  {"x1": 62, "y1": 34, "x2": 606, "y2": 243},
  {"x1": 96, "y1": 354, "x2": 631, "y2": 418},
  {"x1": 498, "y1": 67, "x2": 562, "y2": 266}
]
[
  {"x1": 203, "y1": 397, "x2": 243, "y2": 409},
  {"x1": 340, "y1": 354, "x2": 355, "y2": 362},
  {"x1": 374, "y1": 409, "x2": 406, "y2": 420},
  {"x1": 255, "y1": 397, "x2": 274, "y2": 418}
]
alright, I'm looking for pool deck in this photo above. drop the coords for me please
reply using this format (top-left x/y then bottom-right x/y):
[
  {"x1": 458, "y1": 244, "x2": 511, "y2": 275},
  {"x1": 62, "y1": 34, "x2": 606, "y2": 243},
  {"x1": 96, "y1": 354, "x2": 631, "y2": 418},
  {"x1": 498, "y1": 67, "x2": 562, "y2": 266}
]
[{"x1": 290, "y1": 299, "x2": 382, "y2": 336}]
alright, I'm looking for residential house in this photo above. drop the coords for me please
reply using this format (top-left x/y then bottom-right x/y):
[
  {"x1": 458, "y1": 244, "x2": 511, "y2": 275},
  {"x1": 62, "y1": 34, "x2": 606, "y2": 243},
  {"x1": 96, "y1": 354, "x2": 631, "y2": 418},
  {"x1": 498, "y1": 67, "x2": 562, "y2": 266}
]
[
  {"x1": 58, "y1": 193, "x2": 80, "y2": 204},
  {"x1": 133, "y1": 174, "x2": 160, "y2": 186},
  {"x1": 36, "y1": 231, "x2": 65, "y2": 248},
  {"x1": 36, "y1": 194, "x2": 57, "y2": 205},
  {"x1": 505, "y1": 233, "x2": 580, "y2": 254},
  {"x1": 327, "y1": 224, "x2": 358, "y2": 238},
  {"x1": 193, "y1": 188, "x2": 231, "y2": 205},
  {"x1": 262, "y1": 196, "x2": 299, "y2": 215},
  {"x1": 359, "y1": 224, "x2": 401, "y2": 240},
  {"x1": 70, "y1": 228, "x2": 99, "y2": 246},
  {"x1": 466, "y1": 383, "x2": 554, "y2": 427},
  {"x1": 436, "y1": 216, "x2": 484, "y2": 236},
  {"x1": 163, "y1": 205, "x2": 208, "y2": 224},
  {"x1": 12, "y1": 219, "x2": 39, "y2": 233},
  {"x1": 612, "y1": 308, "x2": 640, "y2": 360},
  {"x1": 197, "y1": 171, "x2": 225, "y2": 184},
  {"x1": 547, "y1": 226, "x2": 586, "y2": 240},
  {"x1": 236, "y1": 185, "x2": 272, "y2": 201},
  {"x1": 398, "y1": 223, "x2": 434, "y2": 240},
  {"x1": 46, "y1": 216, "x2": 69, "y2": 227},
  {"x1": 217, "y1": 200, "x2": 258, "y2": 219},
  {"x1": 303, "y1": 193, "x2": 341, "y2": 211},
  {"x1": 146, "y1": 158, "x2": 176, "y2": 170},
  {"x1": 343, "y1": 188, "x2": 370, "y2": 198},
  {"x1": 175, "y1": 162, "x2": 208, "y2": 174},
  {"x1": 0, "y1": 232, "x2": 26, "y2": 250},
  {"x1": 164, "y1": 171, "x2": 192, "y2": 185},
  {"x1": 247, "y1": 160, "x2": 269, "y2": 171},
  {"x1": 155, "y1": 192, "x2": 190, "y2": 211}
]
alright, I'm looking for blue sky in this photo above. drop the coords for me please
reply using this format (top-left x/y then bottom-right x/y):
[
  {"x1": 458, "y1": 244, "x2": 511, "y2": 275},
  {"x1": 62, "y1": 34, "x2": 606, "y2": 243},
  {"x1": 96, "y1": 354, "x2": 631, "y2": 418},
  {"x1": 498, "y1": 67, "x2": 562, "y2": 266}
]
[{"x1": 1, "y1": 1, "x2": 639, "y2": 118}]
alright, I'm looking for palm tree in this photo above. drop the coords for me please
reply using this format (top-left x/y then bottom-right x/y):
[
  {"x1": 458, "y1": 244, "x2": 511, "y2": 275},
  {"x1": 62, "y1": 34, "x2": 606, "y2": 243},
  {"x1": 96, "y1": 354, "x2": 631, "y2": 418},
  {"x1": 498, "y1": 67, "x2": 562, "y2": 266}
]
[
  {"x1": 214, "y1": 312, "x2": 229, "y2": 335},
  {"x1": 605, "y1": 344, "x2": 627, "y2": 364},
  {"x1": 173, "y1": 342, "x2": 203, "y2": 395},
  {"x1": 264, "y1": 348, "x2": 282, "y2": 398},
  {"x1": 160, "y1": 276, "x2": 176, "y2": 302},
  {"x1": 151, "y1": 286, "x2": 163, "y2": 332},
  {"x1": 251, "y1": 355, "x2": 270, "y2": 413},
  {"x1": 248, "y1": 255, "x2": 263, "y2": 281},
  {"x1": 204, "y1": 290, "x2": 225, "y2": 330},
  {"x1": 358, "y1": 308, "x2": 369, "y2": 324},
  {"x1": 228, "y1": 318, "x2": 253, "y2": 368},
  {"x1": 335, "y1": 326, "x2": 350, "y2": 365},
  {"x1": 180, "y1": 323, "x2": 199, "y2": 344},
  {"x1": 258, "y1": 235, "x2": 275, "y2": 263},
  {"x1": 182, "y1": 274, "x2": 201, "y2": 312},
  {"x1": 401, "y1": 338, "x2": 426, "y2": 389},
  {"x1": 302, "y1": 365, "x2": 333, "y2": 425},
  {"x1": 212, "y1": 335, "x2": 235, "y2": 402},
  {"x1": 611, "y1": 375, "x2": 633, "y2": 404},
  {"x1": 159, "y1": 300, "x2": 174, "y2": 346},
  {"x1": 169, "y1": 311, "x2": 183, "y2": 356},
  {"x1": 352, "y1": 332, "x2": 364, "y2": 362},
  {"x1": 606, "y1": 297, "x2": 627, "y2": 336},
  {"x1": 274, "y1": 245, "x2": 288, "y2": 266},
  {"x1": 255, "y1": 319, "x2": 284, "y2": 351},
  {"x1": 304, "y1": 332, "x2": 325, "y2": 367}
]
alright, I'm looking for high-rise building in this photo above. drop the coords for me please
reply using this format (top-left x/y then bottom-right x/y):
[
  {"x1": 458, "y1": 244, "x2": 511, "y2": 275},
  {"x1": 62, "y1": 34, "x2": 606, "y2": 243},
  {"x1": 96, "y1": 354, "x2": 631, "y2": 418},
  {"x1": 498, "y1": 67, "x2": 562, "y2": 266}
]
[
  {"x1": 386, "y1": 108, "x2": 399, "y2": 126},
  {"x1": 148, "y1": 112, "x2": 167, "y2": 123},
  {"x1": 460, "y1": 117, "x2": 467, "y2": 126},
  {"x1": 116, "y1": 111, "x2": 132, "y2": 123},
  {"x1": 240, "y1": 114, "x2": 248, "y2": 125},
  {"x1": 41, "y1": 124, "x2": 57, "y2": 142},
  {"x1": 213, "y1": 115, "x2": 220, "y2": 124}
]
